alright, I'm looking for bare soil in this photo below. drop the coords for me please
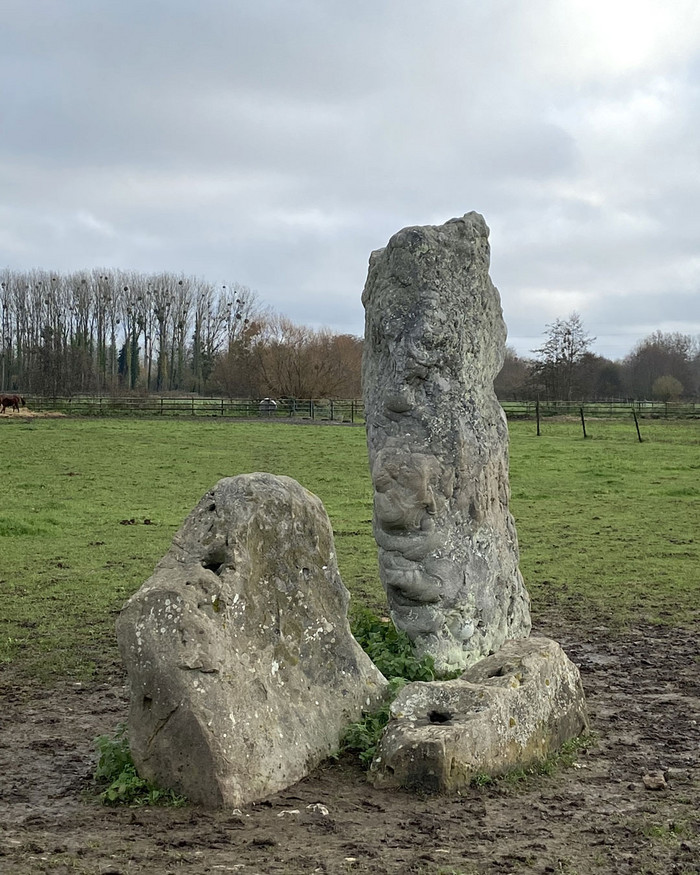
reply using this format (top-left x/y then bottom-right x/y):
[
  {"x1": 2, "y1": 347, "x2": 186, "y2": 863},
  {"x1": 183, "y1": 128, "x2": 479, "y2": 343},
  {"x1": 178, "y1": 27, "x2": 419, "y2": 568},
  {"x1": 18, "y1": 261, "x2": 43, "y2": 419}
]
[
  {"x1": 0, "y1": 410, "x2": 66, "y2": 419},
  {"x1": 1, "y1": 615, "x2": 698, "y2": 875}
]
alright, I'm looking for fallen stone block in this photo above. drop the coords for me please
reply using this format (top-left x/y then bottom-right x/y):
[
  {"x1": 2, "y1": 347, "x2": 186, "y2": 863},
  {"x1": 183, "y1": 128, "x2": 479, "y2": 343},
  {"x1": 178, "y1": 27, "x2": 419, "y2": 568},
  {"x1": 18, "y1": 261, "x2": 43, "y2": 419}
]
[
  {"x1": 370, "y1": 636, "x2": 588, "y2": 791},
  {"x1": 117, "y1": 473, "x2": 387, "y2": 808}
]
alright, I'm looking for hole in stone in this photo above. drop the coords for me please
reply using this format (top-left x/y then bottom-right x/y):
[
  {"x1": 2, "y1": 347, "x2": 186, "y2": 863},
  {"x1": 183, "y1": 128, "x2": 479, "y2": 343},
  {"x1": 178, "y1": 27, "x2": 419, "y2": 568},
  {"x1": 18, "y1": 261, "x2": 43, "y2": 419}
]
[
  {"x1": 202, "y1": 545, "x2": 227, "y2": 576},
  {"x1": 486, "y1": 662, "x2": 516, "y2": 678},
  {"x1": 203, "y1": 561, "x2": 225, "y2": 576},
  {"x1": 142, "y1": 695, "x2": 152, "y2": 711},
  {"x1": 428, "y1": 710, "x2": 452, "y2": 724}
]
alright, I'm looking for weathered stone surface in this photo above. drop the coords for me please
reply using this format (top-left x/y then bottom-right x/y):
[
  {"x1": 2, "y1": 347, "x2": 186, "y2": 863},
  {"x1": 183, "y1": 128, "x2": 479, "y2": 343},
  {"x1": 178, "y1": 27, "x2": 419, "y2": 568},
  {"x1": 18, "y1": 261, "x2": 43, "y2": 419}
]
[
  {"x1": 370, "y1": 636, "x2": 588, "y2": 792},
  {"x1": 117, "y1": 473, "x2": 387, "y2": 808},
  {"x1": 362, "y1": 212, "x2": 531, "y2": 673}
]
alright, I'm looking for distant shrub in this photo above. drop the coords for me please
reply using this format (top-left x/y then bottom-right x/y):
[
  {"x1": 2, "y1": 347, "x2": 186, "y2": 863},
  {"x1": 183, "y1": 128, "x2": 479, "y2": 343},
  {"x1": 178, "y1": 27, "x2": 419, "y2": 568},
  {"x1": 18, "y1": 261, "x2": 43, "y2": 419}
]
[{"x1": 652, "y1": 375, "x2": 684, "y2": 402}]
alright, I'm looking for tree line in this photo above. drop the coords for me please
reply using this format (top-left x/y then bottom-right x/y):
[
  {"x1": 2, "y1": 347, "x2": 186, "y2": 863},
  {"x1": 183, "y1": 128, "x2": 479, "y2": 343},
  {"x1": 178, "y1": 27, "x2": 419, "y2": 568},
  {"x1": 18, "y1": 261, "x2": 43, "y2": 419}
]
[
  {"x1": 1, "y1": 272, "x2": 696, "y2": 402},
  {"x1": 495, "y1": 313, "x2": 700, "y2": 402},
  {"x1": 0, "y1": 269, "x2": 361, "y2": 399}
]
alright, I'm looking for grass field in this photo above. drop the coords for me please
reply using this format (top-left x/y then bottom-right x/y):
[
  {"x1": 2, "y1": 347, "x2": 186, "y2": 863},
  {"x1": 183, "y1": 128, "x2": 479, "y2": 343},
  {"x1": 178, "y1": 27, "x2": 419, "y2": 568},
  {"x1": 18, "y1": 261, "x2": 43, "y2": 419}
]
[{"x1": 1, "y1": 417, "x2": 698, "y2": 683}]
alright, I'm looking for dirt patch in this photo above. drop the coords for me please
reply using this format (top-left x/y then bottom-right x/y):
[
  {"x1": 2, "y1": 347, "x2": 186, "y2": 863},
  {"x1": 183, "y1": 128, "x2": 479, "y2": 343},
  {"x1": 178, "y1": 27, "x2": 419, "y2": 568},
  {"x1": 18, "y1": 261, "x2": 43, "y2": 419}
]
[
  {"x1": 0, "y1": 410, "x2": 66, "y2": 420},
  {"x1": 1, "y1": 617, "x2": 698, "y2": 874}
]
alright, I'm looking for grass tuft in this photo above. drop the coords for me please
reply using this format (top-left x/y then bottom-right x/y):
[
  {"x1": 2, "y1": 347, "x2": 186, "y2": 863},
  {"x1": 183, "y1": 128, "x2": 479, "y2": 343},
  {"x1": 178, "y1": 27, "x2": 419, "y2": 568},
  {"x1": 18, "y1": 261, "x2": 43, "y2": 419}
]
[
  {"x1": 473, "y1": 733, "x2": 597, "y2": 788},
  {"x1": 350, "y1": 607, "x2": 437, "y2": 682}
]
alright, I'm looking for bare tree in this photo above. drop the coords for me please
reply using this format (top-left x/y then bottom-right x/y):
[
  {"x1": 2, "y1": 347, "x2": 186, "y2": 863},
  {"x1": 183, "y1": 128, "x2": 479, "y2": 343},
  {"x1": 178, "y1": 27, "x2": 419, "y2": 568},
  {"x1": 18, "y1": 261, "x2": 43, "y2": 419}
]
[
  {"x1": 531, "y1": 312, "x2": 596, "y2": 401},
  {"x1": 251, "y1": 315, "x2": 362, "y2": 399},
  {"x1": 0, "y1": 273, "x2": 14, "y2": 390},
  {"x1": 170, "y1": 277, "x2": 192, "y2": 390},
  {"x1": 494, "y1": 346, "x2": 531, "y2": 400},
  {"x1": 151, "y1": 281, "x2": 173, "y2": 391}
]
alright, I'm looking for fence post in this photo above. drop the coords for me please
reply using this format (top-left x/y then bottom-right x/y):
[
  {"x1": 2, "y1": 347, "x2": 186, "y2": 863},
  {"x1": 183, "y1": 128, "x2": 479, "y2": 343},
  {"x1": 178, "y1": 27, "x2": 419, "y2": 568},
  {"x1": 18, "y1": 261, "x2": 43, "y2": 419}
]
[
  {"x1": 579, "y1": 407, "x2": 588, "y2": 439},
  {"x1": 536, "y1": 400, "x2": 541, "y2": 436},
  {"x1": 632, "y1": 408, "x2": 643, "y2": 442},
  {"x1": 310, "y1": 400, "x2": 315, "y2": 420}
]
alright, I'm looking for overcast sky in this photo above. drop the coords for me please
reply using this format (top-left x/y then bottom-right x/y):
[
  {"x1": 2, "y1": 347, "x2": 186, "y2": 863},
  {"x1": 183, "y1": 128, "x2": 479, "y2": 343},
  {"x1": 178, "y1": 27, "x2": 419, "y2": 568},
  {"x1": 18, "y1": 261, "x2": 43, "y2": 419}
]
[{"x1": 2, "y1": 0, "x2": 700, "y2": 361}]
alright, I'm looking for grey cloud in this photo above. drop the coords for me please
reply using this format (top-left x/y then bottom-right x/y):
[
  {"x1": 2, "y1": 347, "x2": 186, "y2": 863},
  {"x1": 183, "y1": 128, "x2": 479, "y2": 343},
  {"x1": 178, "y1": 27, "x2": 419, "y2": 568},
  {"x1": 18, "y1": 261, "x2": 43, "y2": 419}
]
[{"x1": 2, "y1": 1, "x2": 700, "y2": 364}]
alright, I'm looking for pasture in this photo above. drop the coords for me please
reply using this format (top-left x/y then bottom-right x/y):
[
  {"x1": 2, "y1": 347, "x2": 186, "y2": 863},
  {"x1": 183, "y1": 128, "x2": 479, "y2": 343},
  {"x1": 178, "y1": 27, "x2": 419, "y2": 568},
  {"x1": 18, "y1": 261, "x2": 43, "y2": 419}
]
[
  {"x1": 0, "y1": 416, "x2": 698, "y2": 682},
  {"x1": 0, "y1": 416, "x2": 698, "y2": 875}
]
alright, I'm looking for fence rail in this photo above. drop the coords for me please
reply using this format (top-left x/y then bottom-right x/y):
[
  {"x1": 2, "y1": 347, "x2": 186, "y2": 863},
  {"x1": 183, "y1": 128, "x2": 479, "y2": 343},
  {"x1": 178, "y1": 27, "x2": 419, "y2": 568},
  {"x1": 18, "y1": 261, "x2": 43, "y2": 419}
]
[
  {"x1": 500, "y1": 400, "x2": 700, "y2": 419},
  {"x1": 21, "y1": 396, "x2": 365, "y2": 423},
  {"x1": 9, "y1": 396, "x2": 700, "y2": 421}
]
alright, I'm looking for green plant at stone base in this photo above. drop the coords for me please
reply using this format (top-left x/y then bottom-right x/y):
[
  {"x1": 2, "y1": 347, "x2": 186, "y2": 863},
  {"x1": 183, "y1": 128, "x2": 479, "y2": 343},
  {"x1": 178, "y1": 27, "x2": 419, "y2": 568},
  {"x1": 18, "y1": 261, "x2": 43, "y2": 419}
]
[
  {"x1": 93, "y1": 723, "x2": 186, "y2": 806},
  {"x1": 350, "y1": 607, "x2": 437, "y2": 682},
  {"x1": 342, "y1": 677, "x2": 408, "y2": 765},
  {"x1": 342, "y1": 610, "x2": 442, "y2": 765}
]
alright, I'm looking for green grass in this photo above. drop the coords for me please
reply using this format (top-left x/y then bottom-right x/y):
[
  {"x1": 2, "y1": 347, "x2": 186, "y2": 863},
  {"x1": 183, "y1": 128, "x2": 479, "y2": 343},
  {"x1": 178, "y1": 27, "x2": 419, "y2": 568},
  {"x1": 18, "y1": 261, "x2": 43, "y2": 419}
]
[
  {"x1": 511, "y1": 419, "x2": 700, "y2": 627},
  {"x1": 0, "y1": 417, "x2": 697, "y2": 683}
]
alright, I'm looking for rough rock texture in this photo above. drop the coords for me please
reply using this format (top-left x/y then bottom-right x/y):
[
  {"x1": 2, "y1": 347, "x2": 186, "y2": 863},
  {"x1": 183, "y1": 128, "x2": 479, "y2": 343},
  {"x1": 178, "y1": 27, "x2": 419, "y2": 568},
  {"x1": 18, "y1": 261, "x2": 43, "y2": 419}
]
[
  {"x1": 370, "y1": 636, "x2": 588, "y2": 792},
  {"x1": 116, "y1": 473, "x2": 387, "y2": 808},
  {"x1": 362, "y1": 212, "x2": 531, "y2": 673}
]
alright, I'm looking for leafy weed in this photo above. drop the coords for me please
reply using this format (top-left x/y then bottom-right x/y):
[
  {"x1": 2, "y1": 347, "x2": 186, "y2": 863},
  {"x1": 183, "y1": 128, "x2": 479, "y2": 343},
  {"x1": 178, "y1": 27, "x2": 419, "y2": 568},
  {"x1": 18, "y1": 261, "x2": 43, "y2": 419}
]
[
  {"x1": 350, "y1": 607, "x2": 436, "y2": 683},
  {"x1": 342, "y1": 610, "x2": 438, "y2": 765},
  {"x1": 93, "y1": 723, "x2": 186, "y2": 806}
]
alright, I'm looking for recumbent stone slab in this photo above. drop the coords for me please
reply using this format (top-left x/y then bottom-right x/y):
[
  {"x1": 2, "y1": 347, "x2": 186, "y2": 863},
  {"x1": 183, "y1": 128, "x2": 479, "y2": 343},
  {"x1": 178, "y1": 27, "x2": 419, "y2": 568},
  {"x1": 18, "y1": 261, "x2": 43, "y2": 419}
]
[
  {"x1": 117, "y1": 473, "x2": 387, "y2": 808},
  {"x1": 362, "y1": 212, "x2": 531, "y2": 673},
  {"x1": 370, "y1": 636, "x2": 589, "y2": 791}
]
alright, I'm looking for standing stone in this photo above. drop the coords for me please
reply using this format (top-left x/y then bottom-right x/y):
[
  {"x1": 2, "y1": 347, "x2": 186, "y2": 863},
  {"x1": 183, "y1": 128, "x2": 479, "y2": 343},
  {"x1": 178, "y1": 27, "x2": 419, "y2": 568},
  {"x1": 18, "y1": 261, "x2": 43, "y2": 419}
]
[
  {"x1": 362, "y1": 212, "x2": 531, "y2": 674},
  {"x1": 117, "y1": 473, "x2": 387, "y2": 808}
]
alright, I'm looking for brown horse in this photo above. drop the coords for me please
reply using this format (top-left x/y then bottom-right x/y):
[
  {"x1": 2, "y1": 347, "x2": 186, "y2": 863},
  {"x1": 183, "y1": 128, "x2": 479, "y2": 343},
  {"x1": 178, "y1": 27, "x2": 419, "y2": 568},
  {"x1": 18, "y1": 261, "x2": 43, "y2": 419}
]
[{"x1": 1, "y1": 394, "x2": 25, "y2": 413}]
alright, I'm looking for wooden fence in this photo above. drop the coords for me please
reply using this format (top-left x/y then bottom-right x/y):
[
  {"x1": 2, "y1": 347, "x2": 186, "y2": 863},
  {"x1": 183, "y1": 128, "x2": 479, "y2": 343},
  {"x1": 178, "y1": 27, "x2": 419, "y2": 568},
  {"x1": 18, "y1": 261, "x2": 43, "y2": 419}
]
[
  {"x1": 500, "y1": 400, "x2": 700, "y2": 419},
  {"x1": 13, "y1": 396, "x2": 700, "y2": 421},
  {"x1": 23, "y1": 396, "x2": 364, "y2": 422}
]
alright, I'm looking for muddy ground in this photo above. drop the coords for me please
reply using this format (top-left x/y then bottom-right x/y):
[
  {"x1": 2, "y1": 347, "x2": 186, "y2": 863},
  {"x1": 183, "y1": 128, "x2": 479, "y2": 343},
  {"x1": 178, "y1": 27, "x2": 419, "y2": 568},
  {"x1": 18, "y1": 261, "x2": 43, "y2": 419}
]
[{"x1": 1, "y1": 615, "x2": 698, "y2": 875}]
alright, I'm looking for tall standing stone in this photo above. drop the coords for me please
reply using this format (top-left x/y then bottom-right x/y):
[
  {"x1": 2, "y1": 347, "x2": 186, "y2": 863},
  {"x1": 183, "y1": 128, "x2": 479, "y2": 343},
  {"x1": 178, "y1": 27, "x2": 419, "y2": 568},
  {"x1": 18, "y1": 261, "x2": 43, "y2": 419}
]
[{"x1": 362, "y1": 212, "x2": 531, "y2": 674}]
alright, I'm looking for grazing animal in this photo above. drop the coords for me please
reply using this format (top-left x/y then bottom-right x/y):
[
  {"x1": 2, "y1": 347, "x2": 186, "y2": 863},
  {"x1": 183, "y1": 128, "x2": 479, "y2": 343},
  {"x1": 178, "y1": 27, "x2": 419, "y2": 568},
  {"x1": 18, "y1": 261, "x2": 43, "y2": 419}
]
[{"x1": 1, "y1": 394, "x2": 25, "y2": 413}]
